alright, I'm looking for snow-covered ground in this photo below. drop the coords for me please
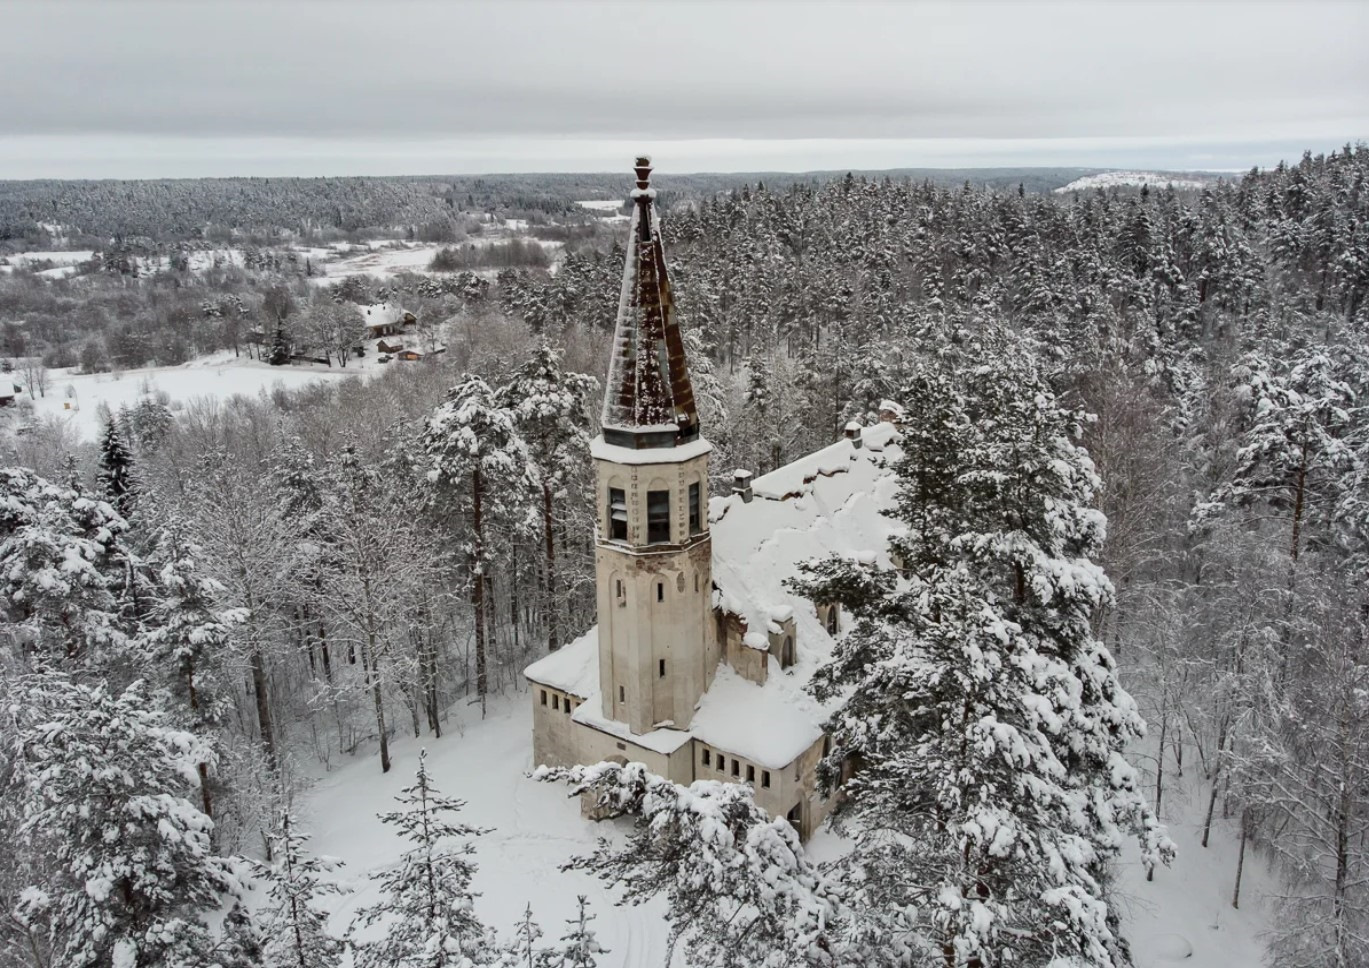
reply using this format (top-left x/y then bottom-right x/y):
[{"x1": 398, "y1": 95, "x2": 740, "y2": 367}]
[
  {"x1": 21, "y1": 350, "x2": 379, "y2": 441},
  {"x1": 1054, "y1": 171, "x2": 1219, "y2": 193},
  {"x1": 295, "y1": 687, "x2": 1274, "y2": 968},
  {"x1": 1112, "y1": 757, "x2": 1275, "y2": 968},
  {"x1": 0, "y1": 249, "x2": 95, "y2": 273},
  {"x1": 303, "y1": 693, "x2": 670, "y2": 967}
]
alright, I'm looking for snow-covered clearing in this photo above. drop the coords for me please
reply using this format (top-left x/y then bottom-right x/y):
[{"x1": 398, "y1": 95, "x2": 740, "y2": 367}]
[
  {"x1": 24, "y1": 351, "x2": 378, "y2": 441},
  {"x1": 575, "y1": 199, "x2": 627, "y2": 212},
  {"x1": 297, "y1": 689, "x2": 1273, "y2": 968},
  {"x1": 1110, "y1": 762, "x2": 1276, "y2": 968},
  {"x1": 1054, "y1": 171, "x2": 1218, "y2": 193},
  {"x1": 302, "y1": 692, "x2": 670, "y2": 967}
]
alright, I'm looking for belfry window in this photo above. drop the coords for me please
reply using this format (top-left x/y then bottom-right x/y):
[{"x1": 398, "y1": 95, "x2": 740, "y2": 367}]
[
  {"x1": 688, "y1": 482, "x2": 702, "y2": 534},
  {"x1": 647, "y1": 490, "x2": 670, "y2": 544},
  {"x1": 608, "y1": 488, "x2": 627, "y2": 542}
]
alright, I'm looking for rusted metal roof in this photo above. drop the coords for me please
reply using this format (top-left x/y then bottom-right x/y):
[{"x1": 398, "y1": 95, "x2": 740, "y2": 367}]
[{"x1": 600, "y1": 156, "x2": 700, "y2": 449}]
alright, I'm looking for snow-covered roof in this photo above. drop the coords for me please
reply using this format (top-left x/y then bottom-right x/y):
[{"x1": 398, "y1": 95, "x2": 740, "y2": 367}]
[
  {"x1": 359, "y1": 301, "x2": 412, "y2": 329},
  {"x1": 709, "y1": 420, "x2": 904, "y2": 683},
  {"x1": 525, "y1": 422, "x2": 905, "y2": 769},
  {"x1": 525, "y1": 627, "x2": 601, "y2": 698}
]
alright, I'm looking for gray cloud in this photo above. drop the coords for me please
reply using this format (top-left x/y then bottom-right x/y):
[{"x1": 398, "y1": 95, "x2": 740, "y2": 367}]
[{"x1": 1, "y1": 0, "x2": 1365, "y2": 175}]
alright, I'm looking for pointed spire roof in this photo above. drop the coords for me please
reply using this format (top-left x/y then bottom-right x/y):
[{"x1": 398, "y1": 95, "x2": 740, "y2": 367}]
[{"x1": 600, "y1": 156, "x2": 700, "y2": 450}]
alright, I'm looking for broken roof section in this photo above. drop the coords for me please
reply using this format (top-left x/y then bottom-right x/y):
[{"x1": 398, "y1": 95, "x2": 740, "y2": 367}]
[{"x1": 600, "y1": 156, "x2": 700, "y2": 449}]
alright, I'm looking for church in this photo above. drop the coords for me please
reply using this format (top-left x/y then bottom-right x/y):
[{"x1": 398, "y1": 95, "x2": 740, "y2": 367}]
[{"x1": 524, "y1": 158, "x2": 905, "y2": 840}]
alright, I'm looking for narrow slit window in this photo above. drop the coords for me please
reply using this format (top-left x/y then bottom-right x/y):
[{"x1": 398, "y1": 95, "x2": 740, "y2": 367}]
[
  {"x1": 659, "y1": 659, "x2": 666, "y2": 678},
  {"x1": 688, "y1": 482, "x2": 702, "y2": 534},
  {"x1": 563, "y1": 699, "x2": 570, "y2": 715},
  {"x1": 540, "y1": 690, "x2": 547, "y2": 706},
  {"x1": 608, "y1": 488, "x2": 627, "y2": 541},
  {"x1": 657, "y1": 582, "x2": 664, "y2": 602},
  {"x1": 762, "y1": 770, "x2": 771, "y2": 788},
  {"x1": 618, "y1": 685, "x2": 625, "y2": 703},
  {"x1": 731, "y1": 759, "x2": 740, "y2": 778},
  {"x1": 647, "y1": 489, "x2": 670, "y2": 544},
  {"x1": 703, "y1": 749, "x2": 711, "y2": 766},
  {"x1": 717, "y1": 756, "x2": 725, "y2": 773},
  {"x1": 746, "y1": 765, "x2": 755, "y2": 783},
  {"x1": 552, "y1": 695, "x2": 559, "y2": 711}
]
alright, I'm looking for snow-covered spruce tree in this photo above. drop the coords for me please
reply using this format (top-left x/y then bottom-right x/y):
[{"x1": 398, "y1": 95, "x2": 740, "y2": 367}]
[
  {"x1": 792, "y1": 338, "x2": 1171, "y2": 967},
  {"x1": 421, "y1": 376, "x2": 531, "y2": 714},
  {"x1": 269, "y1": 324, "x2": 291, "y2": 366},
  {"x1": 97, "y1": 415, "x2": 138, "y2": 520},
  {"x1": 537, "y1": 895, "x2": 605, "y2": 968},
  {"x1": 10, "y1": 675, "x2": 244, "y2": 968},
  {"x1": 254, "y1": 807, "x2": 345, "y2": 968},
  {"x1": 540, "y1": 761, "x2": 869, "y2": 968},
  {"x1": 0, "y1": 466, "x2": 130, "y2": 672},
  {"x1": 349, "y1": 750, "x2": 494, "y2": 968},
  {"x1": 495, "y1": 344, "x2": 597, "y2": 653}
]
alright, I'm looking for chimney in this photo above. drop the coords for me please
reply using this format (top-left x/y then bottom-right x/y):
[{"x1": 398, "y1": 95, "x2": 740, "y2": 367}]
[
  {"x1": 731, "y1": 469, "x2": 753, "y2": 503},
  {"x1": 844, "y1": 421, "x2": 863, "y2": 448}
]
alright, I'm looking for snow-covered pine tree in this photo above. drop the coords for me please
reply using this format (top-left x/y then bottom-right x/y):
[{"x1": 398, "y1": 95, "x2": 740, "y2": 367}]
[
  {"x1": 11, "y1": 675, "x2": 242, "y2": 968},
  {"x1": 496, "y1": 344, "x2": 597, "y2": 653},
  {"x1": 792, "y1": 336, "x2": 1172, "y2": 967},
  {"x1": 537, "y1": 895, "x2": 605, "y2": 968},
  {"x1": 255, "y1": 807, "x2": 345, "y2": 968},
  {"x1": 349, "y1": 750, "x2": 494, "y2": 968},
  {"x1": 422, "y1": 376, "x2": 531, "y2": 714},
  {"x1": 141, "y1": 523, "x2": 246, "y2": 819},
  {"x1": 498, "y1": 904, "x2": 543, "y2": 968},
  {"x1": 541, "y1": 761, "x2": 867, "y2": 967},
  {"x1": 98, "y1": 414, "x2": 137, "y2": 519}
]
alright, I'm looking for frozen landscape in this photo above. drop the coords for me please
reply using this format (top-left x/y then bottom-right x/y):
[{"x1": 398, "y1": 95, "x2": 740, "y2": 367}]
[{"x1": 3, "y1": 2, "x2": 1366, "y2": 967}]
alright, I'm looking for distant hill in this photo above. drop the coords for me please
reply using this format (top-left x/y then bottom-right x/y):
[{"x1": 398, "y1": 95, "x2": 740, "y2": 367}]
[{"x1": 1052, "y1": 170, "x2": 1227, "y2": 194}]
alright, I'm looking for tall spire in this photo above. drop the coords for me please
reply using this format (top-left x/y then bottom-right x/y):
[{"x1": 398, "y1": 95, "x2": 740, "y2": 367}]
[{"x1": 600, "y1": 155, "x2": 700, "y2": 449}]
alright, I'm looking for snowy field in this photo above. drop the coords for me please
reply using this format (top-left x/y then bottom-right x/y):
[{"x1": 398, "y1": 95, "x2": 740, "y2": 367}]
[
  {"x1": 22, "y1": 351, "x2": 378, "y2": 440},
  {"x1": 303, "y1": 693, "x2": 671, "y2": 967},
  {"x1": 295, "y1": 691, "x2": 1272, "y2": 967},
  {"x1": 575, "y1": 199, "x2": 627, "y2": 212}
]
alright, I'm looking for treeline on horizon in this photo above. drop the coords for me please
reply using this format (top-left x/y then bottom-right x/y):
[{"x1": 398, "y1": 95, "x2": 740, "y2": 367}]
[{"x1": 0, "y1": 162, "x2": 1233, "y2": 245}]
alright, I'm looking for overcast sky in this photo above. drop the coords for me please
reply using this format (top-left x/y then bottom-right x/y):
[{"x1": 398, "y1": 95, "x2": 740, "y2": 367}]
[{"x1": 1, "y1": 0, "x2": 1365, "y2": 178}]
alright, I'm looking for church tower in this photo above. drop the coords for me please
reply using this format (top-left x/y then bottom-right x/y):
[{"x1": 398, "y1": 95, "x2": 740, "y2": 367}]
[{"x1": 593, "y1": 156, "x2": 718, "y2": 736}]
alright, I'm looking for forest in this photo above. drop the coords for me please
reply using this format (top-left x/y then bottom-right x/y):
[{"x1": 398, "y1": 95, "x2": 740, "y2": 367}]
[{"x1": 1, "y1": 143, "x2": 1367, "y2": 967}]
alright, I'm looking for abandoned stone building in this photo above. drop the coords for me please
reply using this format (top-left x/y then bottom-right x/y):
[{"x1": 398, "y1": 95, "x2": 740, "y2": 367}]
[{"x1": 524, "y1": 158, "x2": 904, "y2": 840}]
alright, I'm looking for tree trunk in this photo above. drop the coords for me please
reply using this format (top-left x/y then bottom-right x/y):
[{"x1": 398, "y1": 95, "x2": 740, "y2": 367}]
[
  {"x1": 359, "y1": 569, "x2": 391, "y2": 773},
  {"x1": 249, "y1": 644, "x2": 277, "y2": 769},
  {"x1": 472, "y1": 466, "x2": 488, "y2": 716},
  {"x1": 1201, "y1": 719, "x2": 1230, "y2": 848},
  {"x1": 1232, "y1": 806, "x2": 1249, "y2": 909}
]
